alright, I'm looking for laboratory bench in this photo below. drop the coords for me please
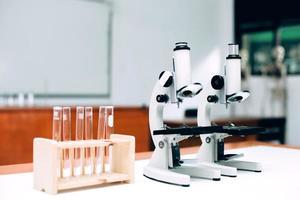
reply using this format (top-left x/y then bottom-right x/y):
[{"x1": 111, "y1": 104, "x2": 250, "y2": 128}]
[
  {"x1": 1, "y1": 141, "x2": 298, "y2": 175},
  {"x1": 1, "y1": 141, "x2": 300, "y2": 200}
]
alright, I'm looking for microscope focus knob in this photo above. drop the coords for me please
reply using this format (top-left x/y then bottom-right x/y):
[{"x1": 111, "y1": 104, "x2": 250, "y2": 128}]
[
  {"x1": 207, "y1": 95, "x2": 219, "y2": 103},
  {"x1": 156, "y1": 94, "x2": 169, "y2": 103},
  {"x1": 211, "y1": 75, "x2": 224, "y2": 90}
]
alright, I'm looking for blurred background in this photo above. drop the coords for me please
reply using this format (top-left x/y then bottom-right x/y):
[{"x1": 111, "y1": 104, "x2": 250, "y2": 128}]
[{"x1": 0, "y1": 0, "x2": 299, "y2": 165}]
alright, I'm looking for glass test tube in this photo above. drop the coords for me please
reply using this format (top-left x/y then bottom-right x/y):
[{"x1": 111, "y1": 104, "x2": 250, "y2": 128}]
[
  {"x1": 84, "y1": 107, "x2": 93, "y2": 175},
  {"x1": 62, "y1": 107, "x2": 71, "y2": 178},
  {"x1": 97, "y1": 106, "x2": 114, "y2": 174},
  {"x1": 96, "y1": 106, "x2": 105, "y2": 174},
  {"x1": 74, "y1": 107, "x2": 84, "y2": 176},
  {"x1": 52, "y1": 106, "x2": 62, "y2": 178},
  {"x1": 52, "y1": 107, "x2": 62, "y2": 141},
  {"x1": 106, "y1": 106, "x2": 114, "y2": 174}
]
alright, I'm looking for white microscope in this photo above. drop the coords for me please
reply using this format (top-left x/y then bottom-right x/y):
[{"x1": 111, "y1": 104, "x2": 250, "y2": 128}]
[
  {"x1": 143, "y1": 42, "x2": 265, "y2": 186},
  {"x1": 196, "y1": 44, "x2": 263, "y2": 178},
  {"x1": 144, "y1": 42, "x2": 213, "y2": 186}
]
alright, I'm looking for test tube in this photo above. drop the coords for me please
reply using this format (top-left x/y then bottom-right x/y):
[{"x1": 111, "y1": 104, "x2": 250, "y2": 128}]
[
  {"x1": 52, "y1": 107, "x2": 62, "y2": 141},
  {"x1": 52, "y1": 106, "x2": 62, "y2": 178},
  {"x1": 74, "y1": 106, "x2": 84, "y2": 176},
  {"x1": 96, "y1": 106, "x2": 105, "y2": 174},
  {"x1": 84, "y1": 107, "x2": 93, "y2": 175},
  {"x1": 97, "y1": 106, "x2": 114, "y2": 174},
  {"x1": 62, "y1": 107, "x2": 71, "y2": 178},
  {"x1": 106, "y1": 106, "x2": 114, "y2": 174},
  {"x1": 105, "y1": 106, "x2": 114, "y2": 140}
]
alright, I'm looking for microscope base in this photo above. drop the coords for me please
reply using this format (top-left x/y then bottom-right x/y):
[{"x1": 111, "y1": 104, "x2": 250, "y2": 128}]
[
  {"x1": 171, "y1": 164, "x2": 221, "y2": 181},
  {"x1": 143, "y1": 166, "x2": 190, "y2": 187},
  {"x1": 183, "y1": 159, "x2": 237, "y2": 177},
  {"x1": 199, "y1": 162, "x2": 237, "y2": 177},
  {"x1": 217, "y1": 160, "x2": 262, "y2": 172}
]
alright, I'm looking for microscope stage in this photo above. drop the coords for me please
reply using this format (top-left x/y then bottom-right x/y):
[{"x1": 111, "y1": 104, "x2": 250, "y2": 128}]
[{"x1": 153, "y1": 125, "x2": 265, "y2": 136}]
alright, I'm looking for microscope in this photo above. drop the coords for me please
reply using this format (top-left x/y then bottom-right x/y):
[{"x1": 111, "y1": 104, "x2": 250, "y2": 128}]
[
  {"x1": 196, "y1": 44, "x2": 263, "y2": 177},
  {"x1": 143, "y1": 42, "x2": 265, "y2": 186},
  {"x1": 144, "y1": 42, "x2": 213, "y2": 186}
]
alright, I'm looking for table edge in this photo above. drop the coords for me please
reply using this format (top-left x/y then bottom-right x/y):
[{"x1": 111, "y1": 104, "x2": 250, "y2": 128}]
[{"x1": 1, "y1": 141, "x2": 299, "y2": 175}]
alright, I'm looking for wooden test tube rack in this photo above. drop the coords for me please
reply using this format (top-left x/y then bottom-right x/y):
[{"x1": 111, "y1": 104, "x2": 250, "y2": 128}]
[{"x1": 33, "y1": 134, "x2": 135, "y2": 194}]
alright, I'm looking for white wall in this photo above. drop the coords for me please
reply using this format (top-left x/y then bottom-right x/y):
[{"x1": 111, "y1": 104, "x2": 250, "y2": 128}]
[{"x1": 286, "y1": 77, "x2": 300, "y2": 146}]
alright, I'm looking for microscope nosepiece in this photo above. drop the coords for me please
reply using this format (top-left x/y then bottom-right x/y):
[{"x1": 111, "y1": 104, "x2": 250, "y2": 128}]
[
  {"x1": 227, "y1": 91, "x2": 250, "y2": 103},
  {"x1": 177, "y1": 83, "x2": 202, "y2": 98}
]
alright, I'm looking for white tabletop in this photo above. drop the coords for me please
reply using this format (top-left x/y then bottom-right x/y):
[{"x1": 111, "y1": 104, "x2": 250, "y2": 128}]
[{"x1": 1, "y1": 146, "x2": 300, "y2": 200}]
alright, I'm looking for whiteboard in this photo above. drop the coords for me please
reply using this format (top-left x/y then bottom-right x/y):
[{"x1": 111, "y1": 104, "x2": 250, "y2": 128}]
[{"x1": 0, "y1": 0, "x2": 110, "y2": 97}]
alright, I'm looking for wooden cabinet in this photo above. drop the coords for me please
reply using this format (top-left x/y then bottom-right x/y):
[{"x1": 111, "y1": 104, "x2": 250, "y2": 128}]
[{"x1": 0, "y1": 107, "x2": 150, "y2": 165}]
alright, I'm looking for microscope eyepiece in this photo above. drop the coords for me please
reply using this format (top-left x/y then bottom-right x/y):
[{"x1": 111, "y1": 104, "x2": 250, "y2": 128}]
[
  {"x1": 228, "y1": 43, "x2": 239, "y2": 56},
  {"x1": 174, "y1": 42, "x2": 190, "y2": 51},
  {"x1": 175, "y1": 42, "x2": 188, "y2": 45}
]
